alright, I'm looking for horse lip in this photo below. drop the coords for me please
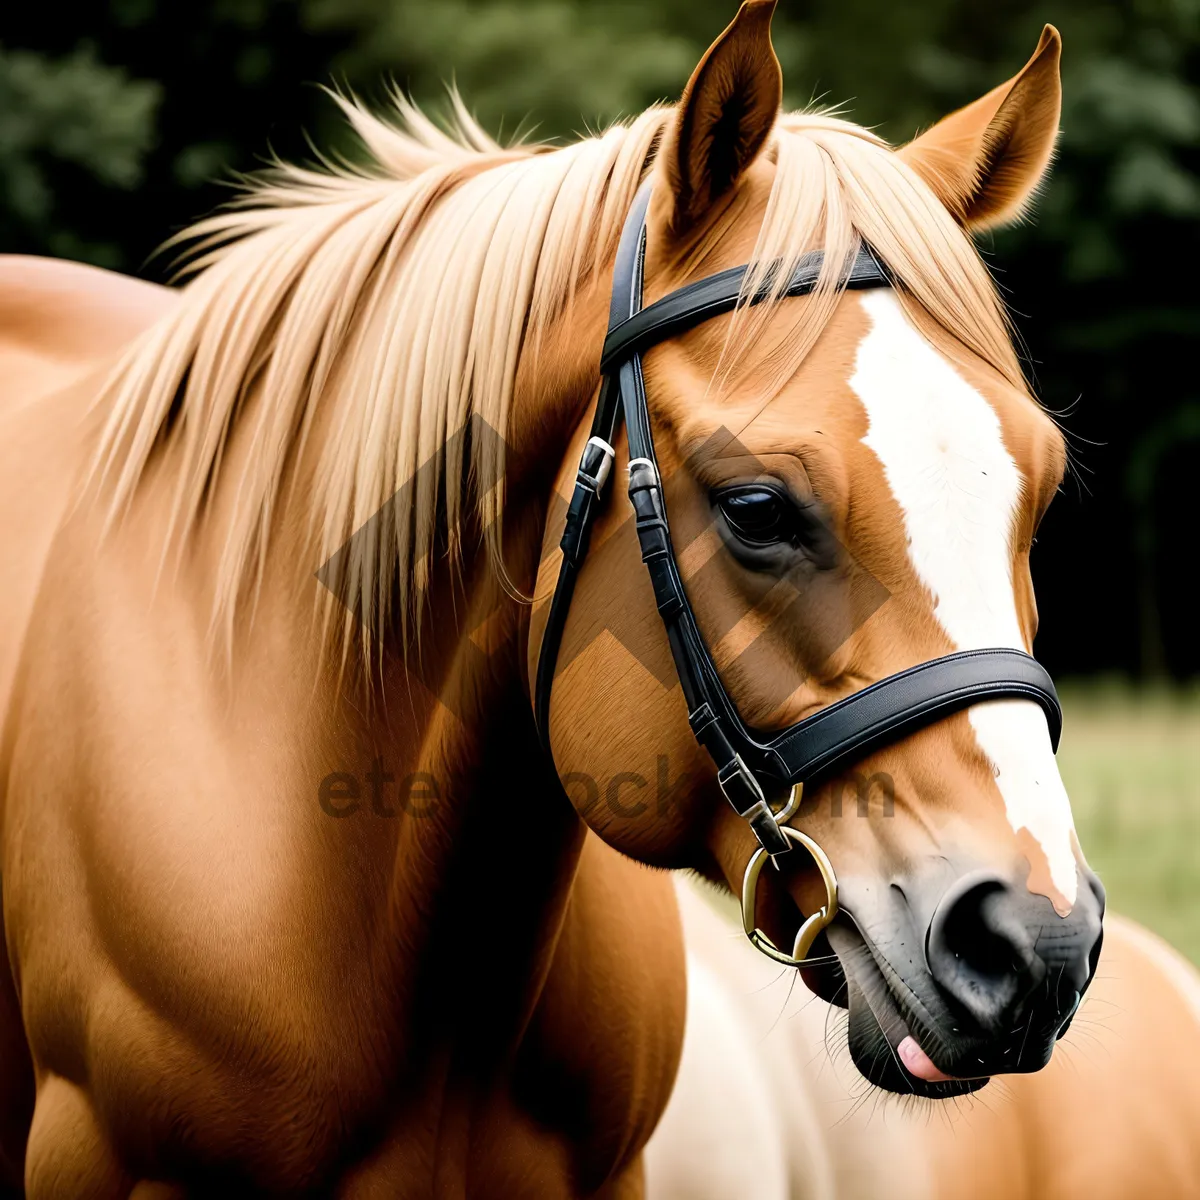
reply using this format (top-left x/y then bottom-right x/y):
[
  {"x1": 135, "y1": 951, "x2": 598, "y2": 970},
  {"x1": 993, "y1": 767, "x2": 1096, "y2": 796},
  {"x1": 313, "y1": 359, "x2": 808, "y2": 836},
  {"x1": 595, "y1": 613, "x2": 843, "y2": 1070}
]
[
  {"x1": 852, "y1": 953, "x2": 977, "y2": 1082},
  {"x1": 843, "y1": 968, "x2": 990, "y2": 1097},
  {"x1": 828, "y1": 914, "x2": 991, "y2": 1094}
]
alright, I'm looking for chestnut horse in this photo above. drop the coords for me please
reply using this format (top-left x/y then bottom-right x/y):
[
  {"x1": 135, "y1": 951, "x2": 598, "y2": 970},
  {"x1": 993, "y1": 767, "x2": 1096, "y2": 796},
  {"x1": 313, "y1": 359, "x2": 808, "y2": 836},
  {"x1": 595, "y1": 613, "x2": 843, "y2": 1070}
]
[{"x1": 1, "y1": 2, "x2": 1198, "y2": 1195}]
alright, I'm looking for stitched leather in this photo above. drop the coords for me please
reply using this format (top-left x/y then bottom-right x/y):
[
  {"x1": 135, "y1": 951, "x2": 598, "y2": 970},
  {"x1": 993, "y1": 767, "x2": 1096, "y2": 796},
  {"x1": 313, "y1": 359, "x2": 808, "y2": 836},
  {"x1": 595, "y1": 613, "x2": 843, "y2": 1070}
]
[
  {"x1": 600, "y1": 244, "x2": 888, "y2": 373},
  {"x1": 763, "y1": 649, "x2": 1060, "y2": 783}
]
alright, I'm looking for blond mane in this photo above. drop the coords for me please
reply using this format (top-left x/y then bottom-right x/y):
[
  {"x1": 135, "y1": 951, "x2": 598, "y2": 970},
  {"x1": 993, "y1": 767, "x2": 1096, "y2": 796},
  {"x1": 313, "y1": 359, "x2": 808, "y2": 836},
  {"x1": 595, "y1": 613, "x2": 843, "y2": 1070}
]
[{"x1": 89, "y1": 91, "x2": 1024, "y2": 667}]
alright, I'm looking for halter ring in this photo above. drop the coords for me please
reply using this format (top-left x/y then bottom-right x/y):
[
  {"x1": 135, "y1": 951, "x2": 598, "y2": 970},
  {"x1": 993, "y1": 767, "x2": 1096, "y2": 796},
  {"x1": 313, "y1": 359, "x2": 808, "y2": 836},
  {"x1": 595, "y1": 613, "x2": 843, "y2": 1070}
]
[{"x1": 739, "y1": 786, "x2": 840, "y2": 969}]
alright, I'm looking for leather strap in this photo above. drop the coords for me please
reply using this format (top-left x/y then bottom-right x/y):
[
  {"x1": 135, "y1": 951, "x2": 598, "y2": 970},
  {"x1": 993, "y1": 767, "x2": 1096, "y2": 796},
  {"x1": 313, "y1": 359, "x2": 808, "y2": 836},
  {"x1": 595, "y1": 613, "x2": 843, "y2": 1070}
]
[
  {"x1": 534, "y1": 186, "x2": 655, "y2": 749},
  {"x1": 763, "y1": 648, "x2": 1061, "y2": 783},
  {"x1": 533, "y1": 376, "x2": 622, "y2": 748},
  {"x1": 600, "y1": 244, "x2": 888, "y2": 374}
]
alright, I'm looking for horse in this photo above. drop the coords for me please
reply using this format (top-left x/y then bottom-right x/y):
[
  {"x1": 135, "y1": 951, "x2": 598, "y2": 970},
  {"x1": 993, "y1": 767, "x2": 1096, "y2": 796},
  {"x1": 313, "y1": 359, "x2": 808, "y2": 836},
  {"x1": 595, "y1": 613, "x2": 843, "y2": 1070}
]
[{"x1": 1, "y1": 1, "x2": 1198, "y2": 1194}]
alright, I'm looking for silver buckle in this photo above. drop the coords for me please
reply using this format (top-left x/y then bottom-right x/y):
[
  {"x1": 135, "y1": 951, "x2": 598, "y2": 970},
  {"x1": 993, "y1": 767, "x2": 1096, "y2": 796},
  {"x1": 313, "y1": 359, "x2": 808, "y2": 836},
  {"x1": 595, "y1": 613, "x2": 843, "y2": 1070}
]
[
  {"x1": 717, "y1": 753, "x2": 791, "y2": 859},
  {"x1": 627, "y1": 456, "x2": 657, "y2": 482},
  {"x1": 583, "y1": 436, "x2": 615, "y2": 491}
]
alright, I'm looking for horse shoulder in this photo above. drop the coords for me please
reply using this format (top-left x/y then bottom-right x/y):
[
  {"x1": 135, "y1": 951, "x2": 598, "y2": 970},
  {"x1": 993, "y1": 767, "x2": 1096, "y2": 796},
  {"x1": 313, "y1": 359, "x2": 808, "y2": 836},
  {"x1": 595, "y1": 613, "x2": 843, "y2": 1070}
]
[
  {"x1": 3, "y1": 485, "x2": 402, "y2": 1192},
  {"x1": 0, "y1": 255, "x2": 169, "y2": 399},
  {"x1": 0, "y1": 257, "x2": 174, "y2": 746}
]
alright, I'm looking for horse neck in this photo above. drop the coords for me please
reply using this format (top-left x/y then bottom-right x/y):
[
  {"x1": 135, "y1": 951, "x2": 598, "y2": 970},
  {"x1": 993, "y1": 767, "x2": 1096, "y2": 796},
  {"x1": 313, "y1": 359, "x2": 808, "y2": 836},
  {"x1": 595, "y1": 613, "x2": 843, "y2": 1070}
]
[
  {"x1": 366, "y1": 606, "x2": 587, "y2": 1048},
  {"x1": 275, "y1": 266, "x2": 611, "y2": 1045}
]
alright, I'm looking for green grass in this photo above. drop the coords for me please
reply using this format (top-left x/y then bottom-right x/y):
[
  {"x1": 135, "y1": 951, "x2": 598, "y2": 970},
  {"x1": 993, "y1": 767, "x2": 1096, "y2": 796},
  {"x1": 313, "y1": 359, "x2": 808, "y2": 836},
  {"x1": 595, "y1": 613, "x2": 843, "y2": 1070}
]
[{"x1": 1058, "y1": 681, "x2": 1200, "y2": 965}]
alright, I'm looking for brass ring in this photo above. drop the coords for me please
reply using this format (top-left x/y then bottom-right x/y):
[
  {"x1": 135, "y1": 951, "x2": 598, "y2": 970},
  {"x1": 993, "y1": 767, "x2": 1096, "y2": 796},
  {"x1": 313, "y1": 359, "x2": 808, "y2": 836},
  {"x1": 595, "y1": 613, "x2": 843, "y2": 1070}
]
[{"x1": 740, "y1": 789, "x2": 839, "y2": 968}]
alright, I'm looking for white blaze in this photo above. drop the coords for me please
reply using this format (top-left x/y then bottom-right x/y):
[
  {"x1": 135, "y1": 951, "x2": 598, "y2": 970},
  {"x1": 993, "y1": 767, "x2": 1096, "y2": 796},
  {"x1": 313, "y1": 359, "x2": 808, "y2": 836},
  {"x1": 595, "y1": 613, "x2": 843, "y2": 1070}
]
[{"x1": 849, "y1": 290, "x2": 1077, "y2": 910}]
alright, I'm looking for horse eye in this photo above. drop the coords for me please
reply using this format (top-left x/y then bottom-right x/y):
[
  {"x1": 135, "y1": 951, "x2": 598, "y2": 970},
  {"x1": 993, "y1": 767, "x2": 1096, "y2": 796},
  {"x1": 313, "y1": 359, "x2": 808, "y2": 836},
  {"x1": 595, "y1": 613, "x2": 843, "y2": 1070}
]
[{"x1": 716, "y1": 487, "x2": 794, "y2": 546}]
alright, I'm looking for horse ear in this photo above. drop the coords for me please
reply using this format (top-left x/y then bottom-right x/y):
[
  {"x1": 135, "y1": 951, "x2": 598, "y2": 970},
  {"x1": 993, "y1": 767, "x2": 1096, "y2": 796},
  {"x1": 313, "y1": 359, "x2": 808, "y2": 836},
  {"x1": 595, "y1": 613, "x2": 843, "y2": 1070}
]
[
  {"x1": 899, "y1": 25, "x2": 1062, "y2": 231},
  {"x1": 659, "y1": 0, "x2": 782, "y2": 234}
]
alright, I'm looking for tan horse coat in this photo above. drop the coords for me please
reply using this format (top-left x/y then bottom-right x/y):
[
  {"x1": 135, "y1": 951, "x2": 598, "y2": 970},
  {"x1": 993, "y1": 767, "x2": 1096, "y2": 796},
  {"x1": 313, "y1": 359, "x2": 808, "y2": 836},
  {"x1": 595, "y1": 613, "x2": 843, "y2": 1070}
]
[{"x1": 0, "y1": 259, "x2": 684, "y2": 1195}]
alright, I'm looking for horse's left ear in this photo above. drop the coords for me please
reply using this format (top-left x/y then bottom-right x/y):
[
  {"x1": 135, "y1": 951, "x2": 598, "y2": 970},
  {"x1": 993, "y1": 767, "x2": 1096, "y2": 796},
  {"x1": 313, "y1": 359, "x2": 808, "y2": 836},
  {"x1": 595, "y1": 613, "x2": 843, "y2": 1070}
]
[
  {"x1": 899, "y1": 25, "x2": 1062, "y2": 231},
  {"x1": 659, "y1": 0, "x2": 783, "y2": 234}
]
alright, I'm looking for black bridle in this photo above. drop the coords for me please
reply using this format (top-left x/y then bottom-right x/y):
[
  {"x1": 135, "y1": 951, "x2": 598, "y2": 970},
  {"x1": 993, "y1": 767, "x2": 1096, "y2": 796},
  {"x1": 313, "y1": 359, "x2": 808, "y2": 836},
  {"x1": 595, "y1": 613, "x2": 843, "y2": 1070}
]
[{"x1": 534, "y1": 181, "x2": 1061, "y2": 962}]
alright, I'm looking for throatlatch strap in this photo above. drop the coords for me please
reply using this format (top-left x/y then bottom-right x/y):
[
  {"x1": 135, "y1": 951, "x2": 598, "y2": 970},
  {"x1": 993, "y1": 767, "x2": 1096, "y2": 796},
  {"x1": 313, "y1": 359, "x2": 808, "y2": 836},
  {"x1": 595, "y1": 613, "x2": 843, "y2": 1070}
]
[
  {"x1": 533, "y1": 380, "x2": 619, "y2": 749},
  {"x1": 535, "y1": 185, "x2": 655, "y2": 751}
]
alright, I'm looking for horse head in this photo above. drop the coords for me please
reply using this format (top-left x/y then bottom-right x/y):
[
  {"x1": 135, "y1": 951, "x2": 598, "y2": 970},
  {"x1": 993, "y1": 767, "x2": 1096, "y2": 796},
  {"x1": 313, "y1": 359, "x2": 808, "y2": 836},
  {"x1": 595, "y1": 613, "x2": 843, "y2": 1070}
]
[{"x1": 535, "y1": 1, "x2": 1103, "y2": 1098}]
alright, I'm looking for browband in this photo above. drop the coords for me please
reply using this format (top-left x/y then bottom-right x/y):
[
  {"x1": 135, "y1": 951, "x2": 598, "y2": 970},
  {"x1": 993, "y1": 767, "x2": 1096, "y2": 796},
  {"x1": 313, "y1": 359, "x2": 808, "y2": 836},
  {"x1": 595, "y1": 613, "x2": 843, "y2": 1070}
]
[
  {"x1": 599, "y1": 244, "x2": 889, "y2": 374},
  {"x1": 535, "y1": 180, "x2": 1061, "y2": 863}
]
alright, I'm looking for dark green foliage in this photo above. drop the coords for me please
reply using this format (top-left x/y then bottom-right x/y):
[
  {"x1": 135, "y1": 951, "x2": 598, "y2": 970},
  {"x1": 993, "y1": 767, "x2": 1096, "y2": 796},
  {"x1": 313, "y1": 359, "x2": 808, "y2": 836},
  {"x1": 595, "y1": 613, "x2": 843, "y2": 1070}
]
[
  {"x1": 0, "y1": 44, "x2": 159, "y2": 264},
  {"x1": 2, "y1": 0, "x2": 1196, "y2": 677},
  {"x1": 1, "y1": 3, "x2": 351, "y2": 269}
]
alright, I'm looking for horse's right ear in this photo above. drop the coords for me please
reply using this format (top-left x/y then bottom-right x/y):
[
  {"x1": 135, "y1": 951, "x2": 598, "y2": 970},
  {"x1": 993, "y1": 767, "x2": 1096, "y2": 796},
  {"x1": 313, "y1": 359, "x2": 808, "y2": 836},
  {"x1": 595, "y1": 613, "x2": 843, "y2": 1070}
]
[
  {"x1": 899, "y1": 26, "x2": 1062, "y2": 231},
  {"x1": 658, "y1": 0, "x2": 782, "y2": 235}
]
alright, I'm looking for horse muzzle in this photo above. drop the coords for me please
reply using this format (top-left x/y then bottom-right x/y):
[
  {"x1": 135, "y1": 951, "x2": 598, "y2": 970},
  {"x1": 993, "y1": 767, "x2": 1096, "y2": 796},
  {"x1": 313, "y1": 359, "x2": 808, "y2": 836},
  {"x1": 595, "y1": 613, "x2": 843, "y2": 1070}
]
[{"x1": 819, "y1": 862, "x2": 1106, "y2": 1096}]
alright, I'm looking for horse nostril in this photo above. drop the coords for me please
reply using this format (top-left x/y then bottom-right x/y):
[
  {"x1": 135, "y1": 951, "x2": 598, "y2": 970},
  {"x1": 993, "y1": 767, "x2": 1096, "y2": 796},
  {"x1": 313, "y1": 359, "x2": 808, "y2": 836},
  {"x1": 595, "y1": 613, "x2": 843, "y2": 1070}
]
[
  {"x1": 948, "y1": 887, "x2": 1034, "y2": 978},
  {"x1": 925, "y1": 872, "x2": 1043, "y2": 1034}
]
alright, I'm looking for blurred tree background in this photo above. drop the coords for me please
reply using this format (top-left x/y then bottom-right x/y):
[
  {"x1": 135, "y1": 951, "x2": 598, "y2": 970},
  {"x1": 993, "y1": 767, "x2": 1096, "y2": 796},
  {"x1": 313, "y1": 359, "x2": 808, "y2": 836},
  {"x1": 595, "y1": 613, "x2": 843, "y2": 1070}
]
[{"x1": 2, "y1": 0, "x2": 1198, "y2": 681}]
